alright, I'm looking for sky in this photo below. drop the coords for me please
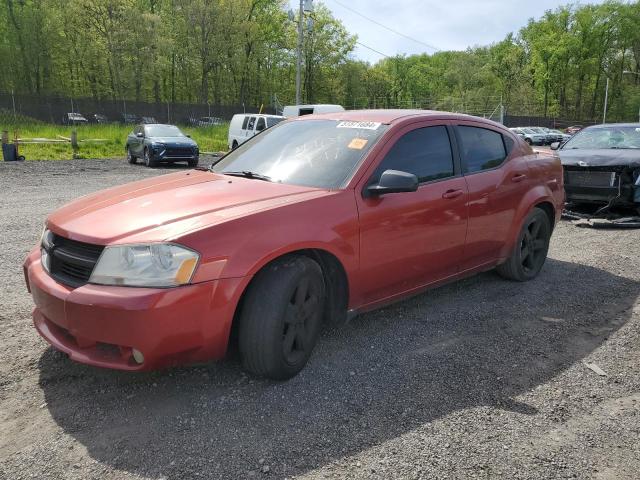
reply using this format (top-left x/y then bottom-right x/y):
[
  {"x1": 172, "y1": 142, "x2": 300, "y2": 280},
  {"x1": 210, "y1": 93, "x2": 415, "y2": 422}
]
[{"x1": 294, "y1": 0, "x2": 610, "y2": 63}]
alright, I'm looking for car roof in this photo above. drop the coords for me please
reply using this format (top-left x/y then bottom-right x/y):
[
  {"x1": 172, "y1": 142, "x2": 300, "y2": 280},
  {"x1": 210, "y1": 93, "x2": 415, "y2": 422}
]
[
  {"x1": 584, "y1": 123, "x2": 640, "y2": 129},
  {"x1": 292, "y1": 109, "x2": 495, "y2": 125}
]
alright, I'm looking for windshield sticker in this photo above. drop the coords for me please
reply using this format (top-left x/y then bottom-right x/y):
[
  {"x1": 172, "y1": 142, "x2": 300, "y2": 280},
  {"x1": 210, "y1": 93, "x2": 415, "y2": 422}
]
[
  {"x1": 348, "y1": 138, "x2": 369, "y2": 150},
  {"x1": 337, "y1": 121, "x2": 381, "y2": 130}
]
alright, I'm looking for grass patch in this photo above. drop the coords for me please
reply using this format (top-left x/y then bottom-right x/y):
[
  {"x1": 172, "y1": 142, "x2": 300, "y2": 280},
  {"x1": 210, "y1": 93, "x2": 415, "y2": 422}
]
[{"x1": 1, "y1": 123, "x2": 228, "y2": 160}]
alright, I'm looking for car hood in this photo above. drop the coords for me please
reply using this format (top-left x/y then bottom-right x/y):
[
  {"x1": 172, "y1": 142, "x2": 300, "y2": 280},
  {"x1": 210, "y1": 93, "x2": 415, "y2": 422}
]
[
  {"x1": 47, "y1": 170, "x2": 329, "y2": 244},
  {"x1": 147, "y1": 136, "x2": 197, "y2": 146},
  {"x1": 558, "y1": 148, "x2": 640, "y2": 168}
]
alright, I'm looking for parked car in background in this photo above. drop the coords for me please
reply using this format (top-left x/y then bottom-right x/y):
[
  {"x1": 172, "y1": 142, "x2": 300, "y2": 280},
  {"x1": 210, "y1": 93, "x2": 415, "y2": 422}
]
[
  {"x1": 90, "y1": 114, "x2": 109, "y2": 124},
  {"x1": 510, "y1": 127, "x2": 546, "y2": 146},
  {"x1": 63, "y1": 113, "x2": 88, "y2": 125},
  {"x1": 121, "y1": 113, "x2": 139, "y2": 124},
  {"x1": 552, "y1": 123, "x2": 640, "y2": 211},
  {"x1": 547, "y1": 128, "x2": 571, "y2": 144},
  {"x1": 140, "y1": 116, "x2": 157, "y2": 124},
  {"x1": 566, "y1": 125, "x2": 583, "y2": 135},
  {"x1": 197, "y1": 116, "x2": 223, "y2": 126},
  {"x1": 23, "y1": 110, "x2": 565, "y2": 380},
  {"x1": 125, "y1": 124, "x2": 199, "y2": 168},
  {"x1": 527, "y1": 127, "x2": 555, "y2": 144},
  {"x1": 282, "y1": 104, "x2": 345, "y2": 118},
  {"x1": 228, "y1": 113, "x2": 285, "y2": 149}
]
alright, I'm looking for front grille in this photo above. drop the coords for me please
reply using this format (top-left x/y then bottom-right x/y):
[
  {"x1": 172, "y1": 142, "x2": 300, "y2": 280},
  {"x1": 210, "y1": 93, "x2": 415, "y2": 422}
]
[
  {"x1": 565, "y1": 170, "x2": 616, "y2": 187},
  {"x1": 165, "y1": 147, "x2": 194, "y2": 157},
  {"x1": 47, "y1": 234, "x2": 104, "y2": 288}
]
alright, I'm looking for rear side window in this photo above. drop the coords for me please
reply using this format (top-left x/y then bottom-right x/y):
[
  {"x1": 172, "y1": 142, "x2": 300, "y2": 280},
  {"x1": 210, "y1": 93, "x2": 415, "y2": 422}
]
[
  {"x1": 372, "y1": 126, "x2": 454, "y2": 184},
  {"x1": 256, "y1": 117, "x2": 266, "y2": 132},
  {"x1": 241, "y1": 117, "x2": 249, "y2": 130},
  {"x1": 457, "y1": 126, "x2": 507, "y2": 173}
]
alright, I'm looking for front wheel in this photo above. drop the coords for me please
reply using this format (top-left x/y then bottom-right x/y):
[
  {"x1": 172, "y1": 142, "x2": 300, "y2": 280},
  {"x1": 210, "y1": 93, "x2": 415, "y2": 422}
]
[
  {"x1": 143, "y1": 148, "x2": 157, "y2": 168},
  {"x1": 126, "y1": 147, "x2": 136, "y2": 164},
  {"x1": 496, "y1": 207, "x2": 551, "y2": 282},
  {"x1": 238, "y1": 256, "x2": 325, "y2": 380},
  {"x1": 188, "y1": 156, "x2": 199, "y2": 168},
  {"x1": 525, "y1": 138, "x2": 533, "y2": 145}
]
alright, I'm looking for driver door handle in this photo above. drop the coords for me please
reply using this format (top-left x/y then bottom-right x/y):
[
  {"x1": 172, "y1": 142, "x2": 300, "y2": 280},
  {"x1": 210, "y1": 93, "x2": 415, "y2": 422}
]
[
  {"x1": 512, "y1": 173, "x2": 527, "y2": 183},
  {"x1": 442, "y1": 189, "x2": 464, "y2": 199}
]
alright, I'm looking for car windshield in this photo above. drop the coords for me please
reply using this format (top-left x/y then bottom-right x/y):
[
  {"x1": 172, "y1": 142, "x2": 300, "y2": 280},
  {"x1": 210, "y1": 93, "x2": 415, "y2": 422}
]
[
  {"x1": 563, "y1": 126, "x2": 640, "y2": 149},
  {"x1": 145, "y1": 125, "x2": 185, "y2": 137},
  {"x1": 212, "y1": 119, "x2": 388, "y2": 188},
  {"x1": 522, "y1": 128, "x2": 537, "y2": 134}
]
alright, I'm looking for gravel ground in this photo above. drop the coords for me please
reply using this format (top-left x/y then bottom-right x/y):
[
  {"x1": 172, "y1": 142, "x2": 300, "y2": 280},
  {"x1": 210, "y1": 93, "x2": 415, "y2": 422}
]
[{"x1": 1, "y1": 158, "x2": 639, "y2": 480}]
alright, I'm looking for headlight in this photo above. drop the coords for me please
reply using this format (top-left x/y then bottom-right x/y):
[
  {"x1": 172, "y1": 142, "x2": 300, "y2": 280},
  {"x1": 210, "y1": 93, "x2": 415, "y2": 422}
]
[
  {"x1": 89, "y1": 243, "x2": 199, "y2": 287},
  {"x1": 40, "y1": 228, "x2": 53, "y2": 272},
  {"x1": 151, "y1": 142, "x2": 165, "y2": 150}
]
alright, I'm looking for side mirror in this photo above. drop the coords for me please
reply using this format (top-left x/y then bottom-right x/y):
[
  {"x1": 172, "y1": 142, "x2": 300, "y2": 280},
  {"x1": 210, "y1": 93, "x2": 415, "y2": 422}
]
[
  {"x1": 550, "y1": 142, "x2": 560, "y2": 150},
  {"x1": 136, "y1": 132, "x2": 144, "y2": 138},
  {"x1": 366, "y1": 169, "x2": 419, "y2": 197}
]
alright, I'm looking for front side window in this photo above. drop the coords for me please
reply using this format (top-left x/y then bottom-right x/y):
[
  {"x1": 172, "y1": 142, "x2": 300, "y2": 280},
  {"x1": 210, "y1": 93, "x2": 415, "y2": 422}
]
[
  {"x1": 211, "y1": 119, "x2": 388, "y2": 189},
  {"x1": 256, "y1": 117, "x2": 266, "y2": 132},
  {"x1": 371, "y1": 126, "x2": 454, "y2": 184},
  {"x1": 247, "y1": 117, "x2": 256, "y2": 131},
  {"x1": 457, "y1": 126, "x2": 507, "y2": 173},
  {"x1": 241, "y1": 117, "x2": 249, "y2": 130}
]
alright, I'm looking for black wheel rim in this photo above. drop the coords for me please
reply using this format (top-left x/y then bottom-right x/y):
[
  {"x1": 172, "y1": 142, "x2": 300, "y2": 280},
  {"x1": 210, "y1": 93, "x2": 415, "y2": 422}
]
[
  {"x1": 282, "y1": 276, "x2": 320, "y2": 365},
  {"x1": 520, "y1": 217, "x2": 547, "y2": 274}
]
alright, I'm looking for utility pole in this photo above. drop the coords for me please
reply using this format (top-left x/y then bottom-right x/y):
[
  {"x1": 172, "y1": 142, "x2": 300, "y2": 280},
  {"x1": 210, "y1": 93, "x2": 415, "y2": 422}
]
[
  {"x1": 295, "y1": 0, "x2": 304, "y2": 106},
  {"x1": 603, "y1": 76, "x2": 609, "y2": 124}
]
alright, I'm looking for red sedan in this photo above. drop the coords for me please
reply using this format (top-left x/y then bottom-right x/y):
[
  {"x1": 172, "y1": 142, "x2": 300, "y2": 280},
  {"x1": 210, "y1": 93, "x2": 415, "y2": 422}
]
[{"x1": 24, "y1": 110, "x2": 564, "y2": 379}]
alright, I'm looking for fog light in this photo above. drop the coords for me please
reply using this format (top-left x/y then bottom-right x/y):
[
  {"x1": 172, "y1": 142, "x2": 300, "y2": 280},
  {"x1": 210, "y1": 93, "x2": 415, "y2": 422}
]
[{"x1": 132, "y1": 349, "x2": 144, "y2": 364}]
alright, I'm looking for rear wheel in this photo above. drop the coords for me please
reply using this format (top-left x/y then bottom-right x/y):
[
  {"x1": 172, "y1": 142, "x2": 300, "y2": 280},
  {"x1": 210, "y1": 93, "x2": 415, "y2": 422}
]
[
  {"x1": 232, "y1": 140, "x2": 238, "y2": 150},
  {"x1": 238, "y1": 256, "x2": 325, "y2": 380},
  {"x1": 496, "y1": 208, "x2": 551, "y2": 282}
]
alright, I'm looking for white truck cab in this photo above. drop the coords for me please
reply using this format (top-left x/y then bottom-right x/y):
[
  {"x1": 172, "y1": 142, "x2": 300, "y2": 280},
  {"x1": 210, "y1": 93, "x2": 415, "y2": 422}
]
[
  {"x1": 282, "y1": 104, "x2": 345, "y2": 118},
  {"x1": 228, "y1": 113, "x2": 285, "y2": 150}
]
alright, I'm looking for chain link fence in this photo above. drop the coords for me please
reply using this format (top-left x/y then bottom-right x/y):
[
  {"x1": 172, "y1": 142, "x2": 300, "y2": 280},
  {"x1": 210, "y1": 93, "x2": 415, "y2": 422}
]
[{"x1": 0, "y1": 92, "x2": 275, "y2": 126}]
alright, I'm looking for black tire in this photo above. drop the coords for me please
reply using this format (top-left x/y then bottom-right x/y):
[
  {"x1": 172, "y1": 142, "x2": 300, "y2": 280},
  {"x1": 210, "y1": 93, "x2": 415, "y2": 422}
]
[
  {"x1": 126, "y1": 147, "x2": 136, "y2": 164},
  {"x1": 238, "y1": 256, "x2": 325, "y2": 380},
  {"x1": 143, "y1": 148, "x2": 157, "y2": 168},
  {"x1": 188, "y1": 156, "x2": 199, "y2": 168},
  {"x1": 232, "y1": 140, "x2": 238, "y2": 150},
  {"x1": 496, "y1": 207, "x2": 551, "y2": 282},
  {"x1": 525, "y1": 137, "x2": 533, "y2": 145}
]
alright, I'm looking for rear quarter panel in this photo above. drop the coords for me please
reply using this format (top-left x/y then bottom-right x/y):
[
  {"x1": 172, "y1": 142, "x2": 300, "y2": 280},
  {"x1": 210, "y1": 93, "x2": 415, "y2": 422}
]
[{"x1": 499, "y1": 146, "x2": 564, "y2": 259}]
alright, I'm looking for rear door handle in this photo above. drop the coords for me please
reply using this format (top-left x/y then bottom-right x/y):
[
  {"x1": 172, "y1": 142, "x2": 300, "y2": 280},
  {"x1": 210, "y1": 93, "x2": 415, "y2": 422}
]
[
  {"x1": 442, "y1": 189, "x2": 464, "y2": 199},
  {"x1": 512, "y1": 173, "x2": 527, "y2": 183}
]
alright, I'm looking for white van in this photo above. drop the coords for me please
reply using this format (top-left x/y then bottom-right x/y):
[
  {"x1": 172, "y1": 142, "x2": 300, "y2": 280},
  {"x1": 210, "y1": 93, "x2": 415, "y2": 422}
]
[
  {"x1": 228, "y1": 113, "x2": 285, "y2": 149},
  {"x1": 282, "y1": 104, "x2": 345, "y2": 118}
]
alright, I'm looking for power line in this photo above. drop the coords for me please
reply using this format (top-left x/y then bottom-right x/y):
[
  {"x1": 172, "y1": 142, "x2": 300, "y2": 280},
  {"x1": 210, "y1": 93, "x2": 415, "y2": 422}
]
[
  {"x1": 355, "y1": 41, "x2": 391, "y2": 58},
  {"x1": 328, "y1": 0, "x2": 441, "y2": 53}
]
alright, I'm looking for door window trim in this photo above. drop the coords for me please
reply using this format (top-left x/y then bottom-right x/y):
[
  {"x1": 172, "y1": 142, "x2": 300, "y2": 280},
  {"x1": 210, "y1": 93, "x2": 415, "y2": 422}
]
[
  {"x1": 360, "y1": 122, "x2": 462, "y2": 197},
  {"x1": 453, "y1": 122, "x2": 512, "y2": 176}
]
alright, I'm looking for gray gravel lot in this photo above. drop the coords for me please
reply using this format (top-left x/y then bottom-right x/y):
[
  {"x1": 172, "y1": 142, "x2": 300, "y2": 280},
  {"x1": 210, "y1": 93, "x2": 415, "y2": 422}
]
[{"x1": 1, "y1": 158, "x2": 639, "y2": 480}]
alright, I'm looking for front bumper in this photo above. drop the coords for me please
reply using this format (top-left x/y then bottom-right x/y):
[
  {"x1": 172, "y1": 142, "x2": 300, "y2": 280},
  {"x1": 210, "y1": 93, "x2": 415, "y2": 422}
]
[
  {"x1": 151, "y1": 146, "x2": 198, "y2": 162},
  {"x1": 564, "y1": 166, "x2": 639, "y2": 206},
  {"x1": 24, "y1": 248, "x2": 244, "y2": 371}
]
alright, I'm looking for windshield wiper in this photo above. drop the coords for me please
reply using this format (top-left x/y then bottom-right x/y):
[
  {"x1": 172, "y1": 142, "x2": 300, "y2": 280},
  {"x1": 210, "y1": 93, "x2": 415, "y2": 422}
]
[{"x1": 221, "y1": 170, "x2": 272, "y2": 182}]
